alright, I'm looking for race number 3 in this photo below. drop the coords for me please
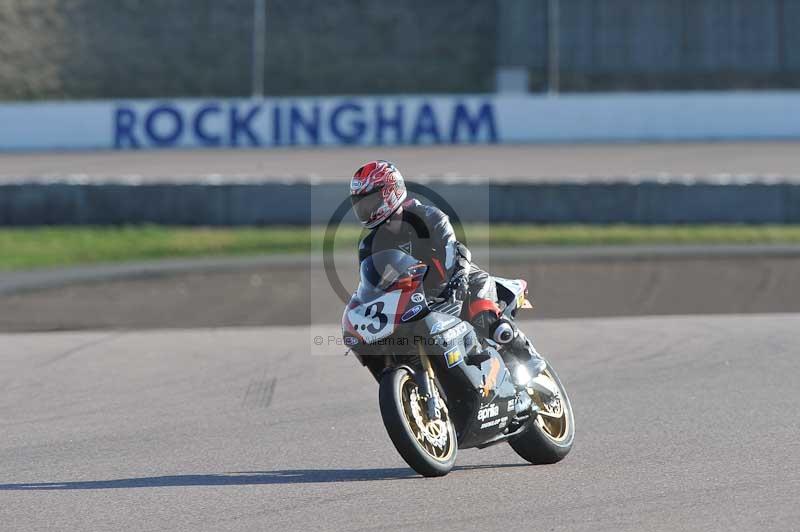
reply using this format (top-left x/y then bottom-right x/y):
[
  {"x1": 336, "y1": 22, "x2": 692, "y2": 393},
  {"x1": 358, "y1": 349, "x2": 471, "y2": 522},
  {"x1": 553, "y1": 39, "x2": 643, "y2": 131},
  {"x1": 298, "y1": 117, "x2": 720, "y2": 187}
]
[
  {"x1": 347, "y1": 289, "x2": 402, "y2": 343},
  {"x1": 364, "y1": 302, "x2": 388, "y2": 334}
]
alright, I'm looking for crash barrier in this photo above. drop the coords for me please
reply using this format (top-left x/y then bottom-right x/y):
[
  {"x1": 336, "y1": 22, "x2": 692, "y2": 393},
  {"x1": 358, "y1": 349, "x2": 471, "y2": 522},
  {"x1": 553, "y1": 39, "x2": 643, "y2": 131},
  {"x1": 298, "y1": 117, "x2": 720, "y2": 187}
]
[
  {"x1": 3, "y1": 91, "x2": 800, "y2": 151},
  {"x1": 2, "y1": 180, "x2": 799, "y2": 225}
]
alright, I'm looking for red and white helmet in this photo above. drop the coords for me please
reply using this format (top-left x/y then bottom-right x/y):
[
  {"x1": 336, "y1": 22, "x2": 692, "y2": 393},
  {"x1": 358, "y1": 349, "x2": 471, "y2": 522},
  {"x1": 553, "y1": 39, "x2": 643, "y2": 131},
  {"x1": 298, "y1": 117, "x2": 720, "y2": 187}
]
[{"x1": 350, "y1": 160, "x2": 407, "y2": 228}]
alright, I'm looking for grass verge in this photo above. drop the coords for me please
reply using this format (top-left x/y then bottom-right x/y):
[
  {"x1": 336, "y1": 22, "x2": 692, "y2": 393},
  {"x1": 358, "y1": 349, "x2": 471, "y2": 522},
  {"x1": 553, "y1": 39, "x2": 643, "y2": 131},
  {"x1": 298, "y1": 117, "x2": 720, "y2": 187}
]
[{"x1": 2, "y1": 224, "x2": 800, "y2": 271}]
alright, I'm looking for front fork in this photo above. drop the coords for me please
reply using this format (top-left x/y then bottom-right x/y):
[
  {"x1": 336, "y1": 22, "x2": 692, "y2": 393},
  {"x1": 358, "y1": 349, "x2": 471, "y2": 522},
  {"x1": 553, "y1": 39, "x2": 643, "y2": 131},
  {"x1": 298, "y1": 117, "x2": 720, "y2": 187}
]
[{"x1": 417, "y1": 346, "x2": 442, "y2": 421}]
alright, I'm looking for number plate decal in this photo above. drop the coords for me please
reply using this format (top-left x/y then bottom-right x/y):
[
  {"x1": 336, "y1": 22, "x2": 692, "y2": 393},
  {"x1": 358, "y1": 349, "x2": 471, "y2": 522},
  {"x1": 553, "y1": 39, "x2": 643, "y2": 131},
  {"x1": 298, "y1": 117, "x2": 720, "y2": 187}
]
[{"x1": 347, "y1": 290, "x2": 402, "y2": 343}]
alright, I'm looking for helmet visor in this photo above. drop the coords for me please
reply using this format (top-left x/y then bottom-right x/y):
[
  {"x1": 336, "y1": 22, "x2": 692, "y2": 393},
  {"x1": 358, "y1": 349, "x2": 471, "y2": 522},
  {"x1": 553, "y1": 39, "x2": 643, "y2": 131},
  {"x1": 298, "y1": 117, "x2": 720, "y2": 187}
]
[{"x1": 350, "y1": 190, "x2": 384, "y2": 225}]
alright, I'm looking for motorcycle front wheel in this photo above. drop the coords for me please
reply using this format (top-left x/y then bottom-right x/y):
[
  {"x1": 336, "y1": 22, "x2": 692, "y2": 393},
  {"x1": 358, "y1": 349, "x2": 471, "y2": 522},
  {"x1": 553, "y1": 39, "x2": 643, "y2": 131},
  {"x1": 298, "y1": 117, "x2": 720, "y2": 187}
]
[
  {"x1": 509, "y1": 360, "x2": 575, "y2": 464},
  {"x1": 378, "y1": 367, "x2": 457, "y2": 477}
]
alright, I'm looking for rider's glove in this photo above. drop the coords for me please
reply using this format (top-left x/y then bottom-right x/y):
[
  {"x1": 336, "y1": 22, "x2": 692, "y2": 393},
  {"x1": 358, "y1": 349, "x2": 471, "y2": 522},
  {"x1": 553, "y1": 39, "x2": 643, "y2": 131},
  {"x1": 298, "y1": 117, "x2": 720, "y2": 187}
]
[{"x1": 446, "y1": 271, "x2": 470, "y2": 302}]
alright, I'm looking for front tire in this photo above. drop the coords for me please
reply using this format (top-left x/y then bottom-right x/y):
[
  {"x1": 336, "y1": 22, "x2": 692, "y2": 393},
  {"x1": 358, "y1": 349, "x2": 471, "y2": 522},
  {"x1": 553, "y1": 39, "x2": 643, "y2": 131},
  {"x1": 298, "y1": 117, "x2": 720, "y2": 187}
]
[
  {"x1": 509, "y1": 360, "x2": 575, "y2": 464},
  {"x1": 378, "y1": 368, "x2": 457, "y2": 477}
]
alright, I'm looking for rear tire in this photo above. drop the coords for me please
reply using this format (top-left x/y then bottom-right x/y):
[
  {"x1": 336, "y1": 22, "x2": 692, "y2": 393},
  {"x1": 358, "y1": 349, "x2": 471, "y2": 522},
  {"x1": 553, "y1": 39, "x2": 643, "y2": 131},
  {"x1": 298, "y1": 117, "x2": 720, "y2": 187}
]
[
  {"x1": 509, "y1": 360, "x2": 575, "y2": 464},
  {"x1": 379, "y1": 368, "x2": 457, "y2": 477}
]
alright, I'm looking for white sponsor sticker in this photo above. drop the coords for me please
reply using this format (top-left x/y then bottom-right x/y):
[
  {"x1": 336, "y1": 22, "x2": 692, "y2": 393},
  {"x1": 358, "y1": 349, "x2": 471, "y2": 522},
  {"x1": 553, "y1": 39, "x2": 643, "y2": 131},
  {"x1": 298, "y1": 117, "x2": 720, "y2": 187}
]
[
  {"x1": 477, "y1": 403, "x2": 499, "y2": 421},
  {"x1": 346, "y1": 290, "x2": 402, "y2": 343}
]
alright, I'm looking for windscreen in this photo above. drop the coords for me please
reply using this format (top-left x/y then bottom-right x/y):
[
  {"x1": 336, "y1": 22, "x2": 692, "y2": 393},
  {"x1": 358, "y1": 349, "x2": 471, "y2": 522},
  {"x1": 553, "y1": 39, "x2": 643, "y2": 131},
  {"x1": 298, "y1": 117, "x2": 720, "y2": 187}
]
[{"x1": 357, "y1": 249, "x2": 420, "y2": 301}]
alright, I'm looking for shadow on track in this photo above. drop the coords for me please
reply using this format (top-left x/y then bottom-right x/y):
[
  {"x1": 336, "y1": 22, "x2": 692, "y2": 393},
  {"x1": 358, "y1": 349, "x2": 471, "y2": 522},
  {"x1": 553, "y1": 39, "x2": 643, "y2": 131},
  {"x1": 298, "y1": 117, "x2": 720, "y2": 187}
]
[{"x1": 0, "y1": 463, "x2": 531, "y2": 490}]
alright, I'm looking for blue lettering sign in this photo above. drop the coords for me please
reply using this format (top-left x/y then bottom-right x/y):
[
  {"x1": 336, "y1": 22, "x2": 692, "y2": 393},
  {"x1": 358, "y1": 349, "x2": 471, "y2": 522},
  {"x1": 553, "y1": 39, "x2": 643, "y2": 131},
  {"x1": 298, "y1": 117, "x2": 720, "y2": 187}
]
[
  {"x1": 410, "y1": 103, "x2": 441, "y2": 144},
  {"x1": 289, "y1": 105, "x2": 320, "y2": 145},
  {"x1": 144, "y1": 105, "x2": 183, "y2": 147},
  {"x1": 114, "y1": 106, "x2": 139, "y2": 149},
  {"x1": 330, "y1": 102, "x2": 366, "y2": 144},
  {"x1": 272, "y1": 106, "x2": 282, "y2": 146},
  {"x1": 229, "y1": 104, "x2": 262, "y2": 146},
  {"x1": 375, "y1": 103, "x2": 403, "y2": 145},
  {"x1": 450, "y1": 102, "x2": 497, "y2": 143},
  {"x1": 110, "y1": 97, "x2": 500, "y2": 150},
  {"x1": 193, "y1": 103, "x2": 222, "y2": 147}
]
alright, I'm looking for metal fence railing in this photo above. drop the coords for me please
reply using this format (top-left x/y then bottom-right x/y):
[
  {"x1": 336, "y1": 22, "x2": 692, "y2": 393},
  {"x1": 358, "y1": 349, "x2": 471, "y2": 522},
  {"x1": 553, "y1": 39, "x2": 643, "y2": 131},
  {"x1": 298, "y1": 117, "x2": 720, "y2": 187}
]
[
  {"x1": 1, "y1": 0, "x2": 799, "y2": 100},
  {"x1": 507, "y1": 0, "x2": 800, "y2": 92}
]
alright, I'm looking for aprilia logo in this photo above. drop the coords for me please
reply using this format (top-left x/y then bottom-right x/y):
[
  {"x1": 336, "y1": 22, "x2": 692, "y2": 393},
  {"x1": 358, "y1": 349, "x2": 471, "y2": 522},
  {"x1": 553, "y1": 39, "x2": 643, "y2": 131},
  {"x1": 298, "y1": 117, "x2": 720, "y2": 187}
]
[{"x1": 477, "y1": 403, "x2": 499, "y2": 421}]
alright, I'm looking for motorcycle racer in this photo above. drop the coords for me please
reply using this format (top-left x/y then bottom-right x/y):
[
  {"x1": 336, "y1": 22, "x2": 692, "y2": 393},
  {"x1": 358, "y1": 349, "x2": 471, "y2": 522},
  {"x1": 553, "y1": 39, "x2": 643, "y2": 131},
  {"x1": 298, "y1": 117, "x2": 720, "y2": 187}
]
[{"x1": 350, "y1": 160, "x2": 545, "y2": 379}]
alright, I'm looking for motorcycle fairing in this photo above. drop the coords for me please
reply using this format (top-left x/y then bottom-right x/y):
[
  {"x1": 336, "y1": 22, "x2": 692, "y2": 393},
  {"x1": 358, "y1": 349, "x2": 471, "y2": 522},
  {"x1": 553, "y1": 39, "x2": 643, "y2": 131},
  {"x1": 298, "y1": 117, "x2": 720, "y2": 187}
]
[
  {"x1": 343, "y1": 257, "x2": 429, "y2": 345},
  {"x1": 416, "y1": 314, "x2": 520, "y2": 448},
  {"x1": 494, "y1": 277, "x2": 532, "y2": 316}
]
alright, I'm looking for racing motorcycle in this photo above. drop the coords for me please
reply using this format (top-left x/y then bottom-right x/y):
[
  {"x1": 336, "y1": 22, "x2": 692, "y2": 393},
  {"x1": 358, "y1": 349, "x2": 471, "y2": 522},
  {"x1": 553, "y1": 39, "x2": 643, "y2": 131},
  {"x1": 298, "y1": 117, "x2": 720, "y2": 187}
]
[{"x1": 342, "y1": 249, "x2": 574, "y2": 477}]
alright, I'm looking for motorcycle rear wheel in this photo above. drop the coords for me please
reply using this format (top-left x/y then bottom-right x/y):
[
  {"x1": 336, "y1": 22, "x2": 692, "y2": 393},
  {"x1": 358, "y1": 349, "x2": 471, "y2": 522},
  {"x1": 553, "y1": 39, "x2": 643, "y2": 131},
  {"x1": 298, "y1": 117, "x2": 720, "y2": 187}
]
[
  {"x1": 509, "y1": 360, "x2": 575, "y2": 464},
  {"x1": 379, "y1": 367, "x2": 457, "y2": 477}
]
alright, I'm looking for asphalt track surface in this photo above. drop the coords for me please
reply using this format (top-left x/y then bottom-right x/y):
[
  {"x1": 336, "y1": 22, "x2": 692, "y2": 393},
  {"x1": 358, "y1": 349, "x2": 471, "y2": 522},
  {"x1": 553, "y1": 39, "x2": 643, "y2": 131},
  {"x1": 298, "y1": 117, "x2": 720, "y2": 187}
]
[
  {"x1": 3, "y1": 247, "x2": 800, "y2": 332},
  {"x1": 1, "y1": 314, "x2": 798, "y2": 531},
  {"x1": 2, "y1": 142, "x2": 800, "y2": 182}
]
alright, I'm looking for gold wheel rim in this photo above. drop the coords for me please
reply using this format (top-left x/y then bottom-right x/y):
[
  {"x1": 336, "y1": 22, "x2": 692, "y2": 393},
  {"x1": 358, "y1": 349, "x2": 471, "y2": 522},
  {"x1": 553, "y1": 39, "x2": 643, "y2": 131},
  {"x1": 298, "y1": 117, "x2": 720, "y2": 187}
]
[
  {"x1": 399, "y1": 374, "x2": 455, "y2": 462},
  {"x1": 532, "y1": 368, "x2": 570, "y2": 443}
]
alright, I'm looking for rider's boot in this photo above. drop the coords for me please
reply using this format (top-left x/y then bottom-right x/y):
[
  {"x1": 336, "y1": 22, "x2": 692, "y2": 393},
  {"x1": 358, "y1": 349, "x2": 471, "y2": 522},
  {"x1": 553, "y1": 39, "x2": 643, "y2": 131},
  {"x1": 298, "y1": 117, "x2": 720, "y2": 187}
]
[
  {"x1": 509, "y1": 329, "x2": 546, "y2": 385},
  {"x1": 472, "y1": 310, "x2": 546, "y2": 386},
  {"x1": 489, "y1": 317, "x2": 546, "y2": 386}
]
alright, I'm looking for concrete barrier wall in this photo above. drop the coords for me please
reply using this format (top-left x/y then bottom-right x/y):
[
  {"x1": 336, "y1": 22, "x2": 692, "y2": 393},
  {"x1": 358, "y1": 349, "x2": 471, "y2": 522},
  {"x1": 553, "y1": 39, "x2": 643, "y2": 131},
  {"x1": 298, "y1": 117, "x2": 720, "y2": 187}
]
[
  {"x1": 2, "y1": 181, "x2": 799, "y2": 226},
  {"x1": 4, "y1": 92, "x2": 800, "y2": 151}
]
